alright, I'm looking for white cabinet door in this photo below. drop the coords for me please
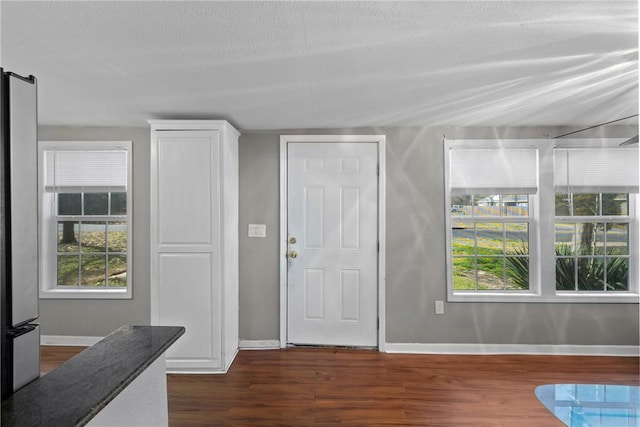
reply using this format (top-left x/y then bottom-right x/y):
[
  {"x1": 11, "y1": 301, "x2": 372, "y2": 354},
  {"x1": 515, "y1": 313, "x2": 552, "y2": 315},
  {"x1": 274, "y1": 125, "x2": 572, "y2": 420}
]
[
  {"x1": 150, "y1": 121, "x2": 239, "y2": 373},
  {"x1": 156, "y1": 133, "x2": 217, "y2": 246}
]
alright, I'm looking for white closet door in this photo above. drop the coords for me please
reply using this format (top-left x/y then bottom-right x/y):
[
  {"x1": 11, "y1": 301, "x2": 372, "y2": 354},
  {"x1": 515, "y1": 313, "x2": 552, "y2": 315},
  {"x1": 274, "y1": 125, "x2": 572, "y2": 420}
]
[{"x1": 151, "y1": 130, "x2": 222, "y2": 370}]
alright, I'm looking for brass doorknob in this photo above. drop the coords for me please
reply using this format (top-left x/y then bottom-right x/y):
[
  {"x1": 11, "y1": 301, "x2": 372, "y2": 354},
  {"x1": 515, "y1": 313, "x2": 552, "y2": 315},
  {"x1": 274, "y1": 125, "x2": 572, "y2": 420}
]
[{"x1": 288, "y1": 250, "x2": 298, "y2": 259}]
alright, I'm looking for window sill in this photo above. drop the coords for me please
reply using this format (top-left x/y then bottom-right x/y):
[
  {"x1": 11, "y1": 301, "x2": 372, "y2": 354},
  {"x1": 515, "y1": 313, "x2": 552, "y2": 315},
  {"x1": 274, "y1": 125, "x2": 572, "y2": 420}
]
[
  {"x1": 449, "y1": 291, "x2": 640, "y2": 304},
  {"x1": 40, "y1": 287, "x2": 132, "y2": 300}
]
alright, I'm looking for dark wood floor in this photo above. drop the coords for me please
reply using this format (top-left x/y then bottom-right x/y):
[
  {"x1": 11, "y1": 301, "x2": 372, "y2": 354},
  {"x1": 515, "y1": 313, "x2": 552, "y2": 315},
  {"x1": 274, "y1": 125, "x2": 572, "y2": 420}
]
[{"x1": 41, "y1": 346, "x2": 639, "y2": 426}]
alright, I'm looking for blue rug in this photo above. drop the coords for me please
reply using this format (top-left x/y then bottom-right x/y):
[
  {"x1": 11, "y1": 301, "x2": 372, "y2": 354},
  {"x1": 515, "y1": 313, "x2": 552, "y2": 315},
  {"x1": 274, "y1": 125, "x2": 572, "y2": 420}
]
[{"x1": 536, "y1": 384, "x2": 640, "y2": 426}]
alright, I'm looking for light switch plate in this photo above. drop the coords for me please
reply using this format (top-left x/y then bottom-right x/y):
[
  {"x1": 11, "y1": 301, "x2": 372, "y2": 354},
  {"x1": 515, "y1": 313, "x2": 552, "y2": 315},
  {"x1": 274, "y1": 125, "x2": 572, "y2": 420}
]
[{"x1": 248, "y1": 224, "x2": 267, "y2": 238}]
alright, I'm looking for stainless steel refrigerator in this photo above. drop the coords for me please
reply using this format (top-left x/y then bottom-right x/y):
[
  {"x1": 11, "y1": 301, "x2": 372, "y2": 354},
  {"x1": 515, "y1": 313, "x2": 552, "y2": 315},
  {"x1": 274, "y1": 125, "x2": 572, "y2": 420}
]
[{"x1": 0, "y1": 68, "x2": 40, "y2": 399}]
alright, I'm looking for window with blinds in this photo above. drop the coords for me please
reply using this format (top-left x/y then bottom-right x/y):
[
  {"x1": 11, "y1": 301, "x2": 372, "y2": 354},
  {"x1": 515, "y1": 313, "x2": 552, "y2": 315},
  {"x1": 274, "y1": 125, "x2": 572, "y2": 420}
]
[
  {"x1": 444, "y1": 138, "x2": 638, "y2": 303},
  {"x1": 553, "y1": 147, "x2": 638, "y2": 293},
  {"x1": 447, "y1": 144, "x2": 537, "y2": 293},
  {"x1": 39, "y1": 142, "x2": 133, "y2": 299}
]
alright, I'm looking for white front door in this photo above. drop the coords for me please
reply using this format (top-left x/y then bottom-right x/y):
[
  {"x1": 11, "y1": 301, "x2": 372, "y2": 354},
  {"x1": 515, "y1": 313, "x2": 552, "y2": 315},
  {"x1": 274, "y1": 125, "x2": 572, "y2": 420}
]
[{"x1": 286, "y1": 142, "x2": 378, "y2": 347}]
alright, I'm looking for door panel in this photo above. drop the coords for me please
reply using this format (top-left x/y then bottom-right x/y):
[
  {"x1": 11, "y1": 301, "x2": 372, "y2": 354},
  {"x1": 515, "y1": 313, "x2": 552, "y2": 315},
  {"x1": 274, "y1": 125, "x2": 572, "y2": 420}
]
[
  {"x1": 340, "y1": 187, "x2": 361, "y2": 249},
  {"x1": 304, "y1": 187, "x2": 325, "y2": 249},
  {"x1": 340, "y1": 269, "x2": 360, "y2": 321},
  {"x1": 156, "y1": 133, "x2": 218, "y2": 246},
  {"x1": 304, "y1": 269, "x2": 324, "y2": 320},
  {"x1": 287, "y1": 142, "x2": 378, "y2": 347},
  {"x1": 158, "y1": 253, "x2": 218, "y2": 366}
]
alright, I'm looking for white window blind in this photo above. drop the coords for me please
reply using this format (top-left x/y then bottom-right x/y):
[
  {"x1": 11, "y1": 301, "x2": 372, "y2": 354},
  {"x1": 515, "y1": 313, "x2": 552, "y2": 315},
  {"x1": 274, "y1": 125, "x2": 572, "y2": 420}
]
[
  {"x1": 554, "y1": 148, "x2": 639, "y2": 193},
  {"x1": 449, "y1": 148, "x2": 538, "y2": 194},
  {"x1": 44, "y1": 149, "x2": 128, "y2": 193}
]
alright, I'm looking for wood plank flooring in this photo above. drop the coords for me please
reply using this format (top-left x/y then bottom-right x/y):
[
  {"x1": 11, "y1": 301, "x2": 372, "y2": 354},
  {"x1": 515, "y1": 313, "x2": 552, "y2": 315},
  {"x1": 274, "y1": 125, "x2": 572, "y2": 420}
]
[{"x1": 41, "y1": 346, "x2": 639, "y2": 426}]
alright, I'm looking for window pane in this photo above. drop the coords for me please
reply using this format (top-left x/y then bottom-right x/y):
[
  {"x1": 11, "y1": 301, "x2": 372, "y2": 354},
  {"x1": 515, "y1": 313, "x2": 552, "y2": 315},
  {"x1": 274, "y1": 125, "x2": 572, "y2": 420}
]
[
  {"x1": 556, "y1": 257, "x2": 576, "y2": 290},
  {"x1": 473, "y1": 194, "x2": 498, "y2": 216},
  {"x1": 476, "y1": 223, "x2": 504, "y2": 255},
  {"x1": 476, "y1": 257, "x2": 504, "y2": 289},
  {"x1": 80, "y1": 222, "x2": 106, "y2": 252},
  {"x1": 57, "y1": 255, "x2": 79, "y2": 286},
  {"x1": 110, "y1": 192, "x2": 127, "y2": 215},
  {"x1": 450, "y1": 205, "x2": 465, "y2": 216},
  {"x1": 505, "y1": 223, "x2": 528, "y2": 252},
  {"x1": 555, "y1": 223, "x2": 575, "y2": 255},
  {"x1": 577, "y1": 258, "x2": 604, "y2": 291},
  {"x1": 572, "y1": 193, "x2": 600, "y2": 216},
  {"x1": 57, "y1": 221, "x2": 79, "y2": 252},
  {"x1": 80, "y1": 255, "x2": 106, "y2": 286},
  {"x1": 107, "y1": 255, "x2": 127, "y2": 287},
  {"x1": 84, "y1": 193, "x2": 108, "y2": 215},
  {"x1": 557, "y1": 256, "x2": 577, "y2": 290},
  {"x1": 573, "y1": 222, "x2": 600, "y2": 255},
  {"x1": 452, "y1": 257, "x2": 476, "y2": 290},
  {"x1": 555, "y1": 193, "x2": 571, "y2": 216},
  {"x1": 502, "y1": 195, "x2": 528, "y2": 216},
  {"x1": 602, "y1": 194, "x2": 628, "y2": 216},
  {"x1": 593, "y1": 224, "x2": 605, "y2": 256},
  {"x1": 606, "y1": 258, "x2": 628, "y2": 291},
  {"x1": 452, "y1": 221, "x2": 474, "y2": 255},
  {"x1": 506, "y1": 256, "x2": 528, "y2": 289},
  {"x1": 451, "y1": 195, "x2": 472, "y2": 217},
  {"x1": 505, "y1": 224, "x2": 529, "y2": 290},
  {"x1": 57, "y1": 193, "x2": 81, "y2": 215},
  {"x1": 107, "y1": 222, "x2": 127, "y2": 252},
  {"x1": 606, "y1": 223, "x2": 628, "y2": 255}
]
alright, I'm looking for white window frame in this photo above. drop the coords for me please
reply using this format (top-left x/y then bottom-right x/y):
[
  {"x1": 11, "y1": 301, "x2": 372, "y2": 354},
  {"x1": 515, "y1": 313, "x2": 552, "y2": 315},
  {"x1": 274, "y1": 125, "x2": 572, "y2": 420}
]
[
  {"x1": 38, "y1": 141, "x2": 133, "y2": 299},
  {"x1": 444, "y1": 138, "x2": 638, "y2": 303}
]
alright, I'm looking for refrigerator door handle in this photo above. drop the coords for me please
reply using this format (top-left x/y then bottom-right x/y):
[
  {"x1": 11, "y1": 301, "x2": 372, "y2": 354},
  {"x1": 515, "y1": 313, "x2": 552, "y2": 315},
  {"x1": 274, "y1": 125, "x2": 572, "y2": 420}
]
[{"x1": 7, "y1": 323, "x2": 38, "y2": 338}]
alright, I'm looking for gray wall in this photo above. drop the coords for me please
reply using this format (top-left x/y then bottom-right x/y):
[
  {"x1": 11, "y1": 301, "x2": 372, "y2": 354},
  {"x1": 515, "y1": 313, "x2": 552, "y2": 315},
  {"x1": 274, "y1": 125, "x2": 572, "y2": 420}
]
[
  {"x1": 38, "y1": 126, "x2": 151, "y2": 336},
  {"x1": 239, "y1": 125, "x2": 639, "y2": 346},
  {"x1": 39, "y1": 124, "x2": 639, "y2": 347}
]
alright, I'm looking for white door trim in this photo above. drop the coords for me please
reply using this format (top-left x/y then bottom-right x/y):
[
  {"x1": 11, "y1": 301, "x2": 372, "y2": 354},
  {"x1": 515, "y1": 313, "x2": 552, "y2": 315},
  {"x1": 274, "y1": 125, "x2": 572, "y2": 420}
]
[{"x1": 279, "y1": 135, "x2": 386, "y2": 351}]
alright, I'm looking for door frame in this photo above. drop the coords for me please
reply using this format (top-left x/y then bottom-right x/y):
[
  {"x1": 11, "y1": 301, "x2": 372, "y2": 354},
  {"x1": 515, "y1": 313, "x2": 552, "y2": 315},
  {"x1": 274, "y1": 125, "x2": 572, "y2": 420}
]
[{"x1": 279, "y1": 135, "x2": 386, "y2": 351}]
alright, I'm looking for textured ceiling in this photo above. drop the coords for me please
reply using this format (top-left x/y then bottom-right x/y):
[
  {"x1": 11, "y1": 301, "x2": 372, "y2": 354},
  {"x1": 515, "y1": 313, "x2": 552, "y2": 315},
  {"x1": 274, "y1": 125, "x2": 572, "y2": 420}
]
[{"x1": 0, "y1": 1, "x2": 637, "y2": 130}]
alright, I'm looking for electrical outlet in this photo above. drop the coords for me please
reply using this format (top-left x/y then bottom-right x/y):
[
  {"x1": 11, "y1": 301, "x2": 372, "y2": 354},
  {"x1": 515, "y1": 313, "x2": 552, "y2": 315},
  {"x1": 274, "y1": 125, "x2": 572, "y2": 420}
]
[{"x1": 434, "y1": 300, "x2": 445, "y2": 315}]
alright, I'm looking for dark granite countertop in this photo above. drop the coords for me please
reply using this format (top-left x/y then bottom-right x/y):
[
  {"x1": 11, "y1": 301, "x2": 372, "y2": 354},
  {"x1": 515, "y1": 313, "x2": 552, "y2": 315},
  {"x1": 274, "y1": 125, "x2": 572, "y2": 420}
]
[{"x1": 1, "y1": 325, "x2": 185, "y2": 427}]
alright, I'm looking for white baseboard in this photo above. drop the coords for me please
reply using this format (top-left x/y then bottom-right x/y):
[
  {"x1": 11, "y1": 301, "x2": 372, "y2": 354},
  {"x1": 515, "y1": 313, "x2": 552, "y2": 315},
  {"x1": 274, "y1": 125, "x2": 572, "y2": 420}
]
[
  {"x1": 239, "y1": 340, "x2": 281, "y2": 350},
  {"x1": 41, "y1": 335, "x2": 103, "y2": 347},
  {"x1": 384, "y1": 343, "x2": 640, "y2": 357},
  {"x1": 42, "y1": 336, "x2": 637, "y2": 357}
]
